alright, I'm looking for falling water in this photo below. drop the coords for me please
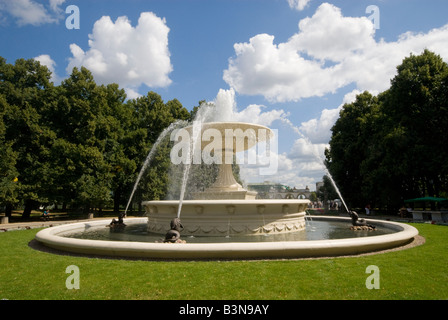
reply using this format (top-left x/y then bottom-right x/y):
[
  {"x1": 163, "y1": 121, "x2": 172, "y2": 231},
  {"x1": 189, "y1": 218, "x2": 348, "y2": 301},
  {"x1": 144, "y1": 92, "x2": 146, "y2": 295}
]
[
  {"x1": 280, "y1": 118, "x2": 350, "y2": 213},
  {"x1": 124, "y1": 120, "x2": 187, "y2": 216},
  {"x1": 305, "y1": 209, "x2": 316, "y2": 231},
  {"x1": 175, "y1": 89, "x2": 236, "y2": 219},
  {"x1": 176, "y1": 103, "x2": 214, "y2": 218},
  {"x1": 322, "y1": 166, "x2": 350, "y2": 213},
  {"x1": 176, "y1": 164, "x2": 190, "y2": 218}
]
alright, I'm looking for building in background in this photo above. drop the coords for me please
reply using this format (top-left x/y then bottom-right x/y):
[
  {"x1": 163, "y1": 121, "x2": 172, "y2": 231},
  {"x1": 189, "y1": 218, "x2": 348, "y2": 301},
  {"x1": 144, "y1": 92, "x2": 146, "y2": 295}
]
[{"x1": 247, "y1": 181, "x2": 311, "y2": 199}]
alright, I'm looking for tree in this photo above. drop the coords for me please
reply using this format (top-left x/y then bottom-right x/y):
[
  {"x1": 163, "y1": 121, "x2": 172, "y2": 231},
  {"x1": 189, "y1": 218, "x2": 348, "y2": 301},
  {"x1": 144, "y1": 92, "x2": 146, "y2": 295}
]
[
  {"x1": 0, "y1": 56, "x2": 202, "y2": 217},
  {"x1": 49, "y1": 67, "x2": 114, "y2": 213},
  {"x1": 0, "y1": 57, "x2": 57, "y2": 218},
  {"x1": 124, "y1": 92, "x2": 190, "y2": 209},
  {"x1": 325, "y1": 91, "x2": 380, "y2": 208},
  {"x1": 381, "y1": 49, "x2": 448, "y2": 201},
  {"x1": 0, "y1": 94, "x2": 19, "y2": 217},
  {"x1": 327, "y1": 50, "x2": 448, "y2": 211}
]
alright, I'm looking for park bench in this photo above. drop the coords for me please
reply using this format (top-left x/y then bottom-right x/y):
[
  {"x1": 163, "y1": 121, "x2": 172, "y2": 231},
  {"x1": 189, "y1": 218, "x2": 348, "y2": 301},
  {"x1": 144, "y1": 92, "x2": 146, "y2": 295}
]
[
  {"x1": 40, "y1": 212, "x2": 94, "y2": 221},
  {"x1": 40, "y1": 213, "x2": 69, "y2": 221}
]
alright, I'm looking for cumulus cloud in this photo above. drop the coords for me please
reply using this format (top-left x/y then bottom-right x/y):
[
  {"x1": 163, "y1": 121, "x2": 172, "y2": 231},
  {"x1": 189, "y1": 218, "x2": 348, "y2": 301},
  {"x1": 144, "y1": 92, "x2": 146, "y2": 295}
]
[
  {"x1": 289, "y1": 138, "x2": 326, "y2": 161},
  {"x1": 234, "y1": 104, "x2": 289, "y2": 127},
  {"x1": 34, "y1": 54, "x2": 60, "y2": 83},
  {"x1": 204, "y1": 88, "x2": 291, "y2": 127},
  {"x1": 222, "y1": 2, "x2": 448, "y2": 188},
  {"x1": 66, "y1": 12, "x2": 172, "y2": 95},
  {"x1": 299, "y1": 107, "x2": 341, "y2": 144},
  {"x1": 223, "y1": 3, "x2": 448, "y2": 103},
  {"x1": 215, "y1": 3, "x2": 448, "y2": 188},
  {"x1": 49, "y1": 0, "x2": 66, "y2": 12},
  {"x1": 0, "y1": 0, "x2": 65, "y2": 26},
  {"x1": 239, "y1": 149, "x2": 322, "y2": 189},
  {"x1": 287, "y1": 0, "x2": 312, "y2": 11}
]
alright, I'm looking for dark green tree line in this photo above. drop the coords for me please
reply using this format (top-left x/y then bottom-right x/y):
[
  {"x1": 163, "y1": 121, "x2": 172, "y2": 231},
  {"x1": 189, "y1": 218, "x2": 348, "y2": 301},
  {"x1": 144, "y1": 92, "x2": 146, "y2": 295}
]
[
  {"x1": 0, "y1": 57, "x2": 191, "y2": 218},
  {"x1": 326, "y1": 50, "x2": 448, "y2": 211}
]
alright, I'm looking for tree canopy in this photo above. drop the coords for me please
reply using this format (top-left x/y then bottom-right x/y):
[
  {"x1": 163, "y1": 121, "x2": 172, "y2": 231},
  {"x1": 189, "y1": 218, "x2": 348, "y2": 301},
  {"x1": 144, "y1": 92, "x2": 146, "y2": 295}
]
[
  {"x1": 0, "y1": 57, "x2": 191, "y2": 218},
  {"x1": 326, "y1": 50, "x2": 448, "y2": 211}
]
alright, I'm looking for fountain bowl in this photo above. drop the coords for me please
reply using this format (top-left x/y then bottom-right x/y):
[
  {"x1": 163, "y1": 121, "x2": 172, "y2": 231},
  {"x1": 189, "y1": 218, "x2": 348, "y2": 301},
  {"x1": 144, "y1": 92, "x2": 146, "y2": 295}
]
[
  {"x1": 183, "y1": 121, "x2": 274, "y2": 151},
  {"x1": 34, "y1": 216, "x2": 419, "y2": 260}
]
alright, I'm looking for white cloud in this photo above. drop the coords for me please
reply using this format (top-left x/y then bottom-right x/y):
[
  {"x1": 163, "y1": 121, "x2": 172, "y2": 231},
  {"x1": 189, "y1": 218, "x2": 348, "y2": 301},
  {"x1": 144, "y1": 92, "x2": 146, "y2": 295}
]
[
  {"x1": 34, "y1": 54, "x2": 60, "y2": 83},
  {"x1": 223, "y1": 3, "x2": 448, "y2": 103},
  {"x1": 239, "y1": 148, "x2": 322, "y2": 189},
  {"x1": 288, "y1": 3, "x2": 375, "y2": 62},
  {"x1": 67, "y1": 12, "x2": 172, "y2": 93},
  {"x1": 224, "y1": 32, "x2": 333, "y2": 102},
  {"x1": 289, "y1": 138, "x2": 325, "y2": 161},
  {"x1": 203, "y1": 88, "x2": 291, "y2": 127},
  {"x1": 49, "y1": 0, "x2": 66, "y2": 12},
  {"x1": 35, "y1": 54, "x2": 56, "y2": 72},
  {"x1": 222, "y1": 2, "x2": 448, "y2": 189},
  {"x1": 234, "y1": 104, "x2": 289, "y2": 127},
  {"x1": 287, "y1": 0, "x2": 312, "y2": 11},
  {"x1": 124, "y1": 88, "x2": 143, "y2": 100},
  {"x1": 0, "y1": 0, "x2": 65, "y2": 26},
  {"x1": 299, "y1": 107, "x2": 341, "y2": 144}
]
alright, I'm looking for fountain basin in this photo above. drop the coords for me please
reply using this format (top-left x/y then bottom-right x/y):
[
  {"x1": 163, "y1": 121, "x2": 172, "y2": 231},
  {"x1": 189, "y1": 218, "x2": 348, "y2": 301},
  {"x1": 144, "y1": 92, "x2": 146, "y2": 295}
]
[
  {"x1": 34, "y1": 216, "x2": 419, "y2": 260},
  {"x1": 143, "y1": 199, "x2": 309, "y2": 236}
]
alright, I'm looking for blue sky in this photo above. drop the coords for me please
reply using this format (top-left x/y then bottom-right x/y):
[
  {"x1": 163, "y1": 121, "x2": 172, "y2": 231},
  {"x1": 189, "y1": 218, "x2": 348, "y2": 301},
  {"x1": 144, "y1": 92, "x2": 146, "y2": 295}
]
[{"x1": 1, "y1": 0, "x2": 448, "y2": 190}]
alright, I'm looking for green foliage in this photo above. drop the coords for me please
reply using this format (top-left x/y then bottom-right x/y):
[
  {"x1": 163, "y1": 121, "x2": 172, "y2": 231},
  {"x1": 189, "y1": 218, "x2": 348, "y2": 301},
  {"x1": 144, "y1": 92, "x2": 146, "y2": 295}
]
[
  {"x1": 327, "y1": 50, "x2": 448, "y2": 210},
  {"x1": 0, "y1": 57, "x2": 191, "y2": 216},
  {"x1": 0, "y1": 57, "x2": 56, "y2": 216},
  {"x1": 124, "y1": 92, "x2": 191, "y2": 206},
  {"x1": 0, "y1": 95, "x2": 19, "y2": 213}
]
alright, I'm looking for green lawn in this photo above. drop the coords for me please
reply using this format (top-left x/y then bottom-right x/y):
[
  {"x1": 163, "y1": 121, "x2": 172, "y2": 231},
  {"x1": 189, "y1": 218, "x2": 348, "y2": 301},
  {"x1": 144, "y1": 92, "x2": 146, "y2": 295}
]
[{"x1": 0, "y1": 223, "x2": 447, "y2": 300}]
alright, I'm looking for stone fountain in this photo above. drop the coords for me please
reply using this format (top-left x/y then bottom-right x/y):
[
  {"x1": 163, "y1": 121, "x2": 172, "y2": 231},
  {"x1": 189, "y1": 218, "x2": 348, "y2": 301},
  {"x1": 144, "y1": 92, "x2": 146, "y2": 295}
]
[
  {"x1": 142, "y1": 121, "x2": 309, "y2": 237},
  {"x1": 34, "y1": 94, "x2": 419, "y2": 259}
]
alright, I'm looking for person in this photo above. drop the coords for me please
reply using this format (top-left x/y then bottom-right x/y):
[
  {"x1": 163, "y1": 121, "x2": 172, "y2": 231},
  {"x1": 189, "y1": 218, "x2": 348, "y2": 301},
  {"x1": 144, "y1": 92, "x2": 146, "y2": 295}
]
[
  {"x1": 42, "y1": 210, "x2": 49, "y2": 221},
  {"x1": 399, "y1": 206, "x2": 407, "y2": 218},
  {"x1": 365, "y1": 204, "x2": 371, "y2": 215}
]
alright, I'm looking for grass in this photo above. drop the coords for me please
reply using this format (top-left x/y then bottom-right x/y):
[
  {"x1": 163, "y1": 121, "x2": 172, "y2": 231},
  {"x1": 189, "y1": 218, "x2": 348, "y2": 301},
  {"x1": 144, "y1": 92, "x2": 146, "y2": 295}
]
[{"x1": 0, "y1": 223, "x2": 447, "y2": 300}]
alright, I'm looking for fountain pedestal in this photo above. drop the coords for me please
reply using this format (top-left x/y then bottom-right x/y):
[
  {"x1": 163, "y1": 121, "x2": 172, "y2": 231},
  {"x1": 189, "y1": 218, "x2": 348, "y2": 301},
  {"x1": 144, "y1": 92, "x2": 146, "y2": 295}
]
[
  {"x1": 143, "y1": 200, "x2": 308, "y2": 236},
  {"x1": 192, "y1": 163, "x2": 257, "y2": 200}
]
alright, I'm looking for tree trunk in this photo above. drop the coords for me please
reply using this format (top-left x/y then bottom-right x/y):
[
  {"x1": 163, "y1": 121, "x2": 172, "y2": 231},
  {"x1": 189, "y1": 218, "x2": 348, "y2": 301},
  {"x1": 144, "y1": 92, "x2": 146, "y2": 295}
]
[
  {"x1": 22, "y1": 199, "x2": 37, "y2": 219},
  {"x1": 5, "y1": 203, "x2": 13, "y2": 218},
  {"x1": 83, "y1": 202, "x2": 91, "y2": 214}
]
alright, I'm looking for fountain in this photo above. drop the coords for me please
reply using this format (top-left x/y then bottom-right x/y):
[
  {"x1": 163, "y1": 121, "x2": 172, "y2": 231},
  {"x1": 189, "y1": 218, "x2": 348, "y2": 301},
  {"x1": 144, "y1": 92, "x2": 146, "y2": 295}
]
[
  {"x1": 34, "y1": 91, "x2": 419, "y2": 260},
  {"x1": 144, "y1": 121, "x2": 308, "y2": 238}
]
